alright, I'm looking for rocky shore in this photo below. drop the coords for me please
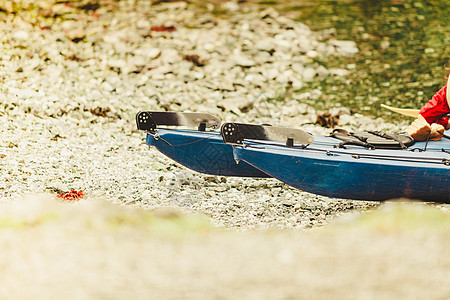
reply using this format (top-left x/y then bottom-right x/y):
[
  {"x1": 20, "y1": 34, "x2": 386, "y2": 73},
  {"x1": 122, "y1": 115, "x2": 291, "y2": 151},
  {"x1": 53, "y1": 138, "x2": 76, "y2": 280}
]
[{"x1": 0, "y1": 0, "x2": 413, "y2": 229}]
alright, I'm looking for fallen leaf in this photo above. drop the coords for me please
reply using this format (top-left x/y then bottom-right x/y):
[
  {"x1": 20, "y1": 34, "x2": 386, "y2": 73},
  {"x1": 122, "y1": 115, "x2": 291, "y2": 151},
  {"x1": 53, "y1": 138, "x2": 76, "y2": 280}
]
[
  {"x1": 65, "y1": 54, "x2": 84, "y2": 62},
  {"x1": 183, "y1": 54, "x2": 206, "y2": 67},
  {"x1": 78, "y1": 2, "x2": 100, "y2": 12},
  {"x1": 151, "y1": 25, "x2": 176, "y2": 32},
  {"x1": 56, "y1": 190, "x2": 84, "y2": 201},
  {"x1": 89, "y1": 107, "x2": 111, "y2": 117},
  {"x1": 315, "y1": 112, "x2": 340, "y2": 128}
]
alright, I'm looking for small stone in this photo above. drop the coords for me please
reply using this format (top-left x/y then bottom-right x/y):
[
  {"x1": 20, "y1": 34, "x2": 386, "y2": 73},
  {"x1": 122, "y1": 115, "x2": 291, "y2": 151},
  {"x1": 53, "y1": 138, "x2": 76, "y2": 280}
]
[
  {"x1": 302, "y1": 67, "x2": 316, "y2": 82},
  {"x1": 306, "y1": 50, "x2": 318, "y2": 58},
  {"x1": 254, "y1": 40, "x2": 274, "y2": 52},
  {"x1": 329, "y1": 40, "x2": 359, "y2": 57},
  {"x1": 212, "y1": 186, "x2": 228, "y2": 192},
  {"x1": 234, "y1": 56, "x2": 256, "y2": 67},
  {"x1": 330, "y1": 68, "x2": 350, "y2": 77},
  {"x1": 66, "y1": 29, "x2": 86, "y2": 43},
  {"x1": 282, "y1": 200, "x2": 294, "y2": 207},
  {"x1": 222, "y1": 1, "x2": 239, "y2": 12},
  {"x1": 136, "y1": 48, "x2": 161, "y2": 59},
  {"x1": 137, "y1": 19, "x2": 151, "y2": 29},
  {"x1": 316, "y1": 65, "x2": 330, "y2": 78},
  {"x1": 12, "y1": 30, "x2": 29, "y2": 41}
]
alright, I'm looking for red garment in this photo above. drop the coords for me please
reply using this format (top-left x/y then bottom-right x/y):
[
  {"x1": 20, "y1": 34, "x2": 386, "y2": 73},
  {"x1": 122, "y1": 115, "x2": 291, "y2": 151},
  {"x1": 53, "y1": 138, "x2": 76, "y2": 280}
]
[{"x1": 419, "y1": 84, "x2": 449, "y2": 129}]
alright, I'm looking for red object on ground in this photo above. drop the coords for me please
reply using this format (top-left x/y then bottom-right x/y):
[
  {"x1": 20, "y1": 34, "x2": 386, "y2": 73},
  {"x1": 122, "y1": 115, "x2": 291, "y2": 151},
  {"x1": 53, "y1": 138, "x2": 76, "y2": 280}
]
[
  {"x1": 151, "y1": 25, "x2": 176, "y2": 32},
  {"x1": 57, "y1": 190, "x2": 84, "y2": 201}
]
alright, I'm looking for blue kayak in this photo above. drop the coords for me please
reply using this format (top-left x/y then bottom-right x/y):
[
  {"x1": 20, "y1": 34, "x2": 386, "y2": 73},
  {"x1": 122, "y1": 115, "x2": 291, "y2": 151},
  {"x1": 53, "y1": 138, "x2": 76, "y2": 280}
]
[
  {"x1": 138, "y1": 112, "x2": 450, "y2": 202},
  {"x1": 232, "y1": 133, "x2": 450, "y2": 202},
  {"x1": 145, "y1": 129, "x2": 270, "y2": 177}
]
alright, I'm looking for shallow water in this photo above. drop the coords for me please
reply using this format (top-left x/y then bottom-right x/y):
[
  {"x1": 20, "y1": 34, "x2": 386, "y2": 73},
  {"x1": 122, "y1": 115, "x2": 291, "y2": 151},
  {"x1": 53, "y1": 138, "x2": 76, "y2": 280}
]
[{"x1": 251, "y1": 0, "x2": 449, "y2": 119}]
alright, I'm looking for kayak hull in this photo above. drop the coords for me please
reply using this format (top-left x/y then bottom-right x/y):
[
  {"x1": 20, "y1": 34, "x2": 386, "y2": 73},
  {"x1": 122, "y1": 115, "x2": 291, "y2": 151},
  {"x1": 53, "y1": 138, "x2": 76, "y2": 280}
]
[
  {"x1": 145, "y1": 129, "x2": 270, "y2": 177},
  {"x1": 233, "y1": 137, "x2": 450, "y2": 202}
]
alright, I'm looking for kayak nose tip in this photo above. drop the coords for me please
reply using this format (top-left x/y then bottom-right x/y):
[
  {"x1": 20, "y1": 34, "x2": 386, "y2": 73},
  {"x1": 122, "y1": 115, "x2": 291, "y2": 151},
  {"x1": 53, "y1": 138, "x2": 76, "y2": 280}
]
[{"x1": 146, "y1": 133, "x2": 156, "y2": 146}]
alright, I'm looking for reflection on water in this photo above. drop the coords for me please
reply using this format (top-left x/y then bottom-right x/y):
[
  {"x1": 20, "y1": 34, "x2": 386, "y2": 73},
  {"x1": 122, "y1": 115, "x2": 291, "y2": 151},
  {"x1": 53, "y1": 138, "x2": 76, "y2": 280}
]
[{"x1": 254, "y1": 0, "x2": 449, "y2": 118}]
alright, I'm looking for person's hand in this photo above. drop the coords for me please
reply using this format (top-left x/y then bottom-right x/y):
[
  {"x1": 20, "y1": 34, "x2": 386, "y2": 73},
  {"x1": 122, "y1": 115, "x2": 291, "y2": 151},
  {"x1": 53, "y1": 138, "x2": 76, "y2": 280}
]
[
  {"x1": 406, "y1": 115, "x2": 445, "y2": 141},
  {"x1": 429, "y1": 123, "x2": 445, "y2": 141},
  {"x1": 406, "y1": 115, "x2": 431, "y2": 141}
]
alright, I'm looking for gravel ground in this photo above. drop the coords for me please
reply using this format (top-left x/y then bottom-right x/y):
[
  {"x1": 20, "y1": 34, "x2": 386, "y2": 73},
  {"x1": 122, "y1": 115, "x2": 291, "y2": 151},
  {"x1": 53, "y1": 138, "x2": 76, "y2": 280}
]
[
  {"x1": 1, "y1": 1, "x2": 450, "y2": 299},
  {"x1": 0, "y1": 0, "x2": 410, "y2": 229}
]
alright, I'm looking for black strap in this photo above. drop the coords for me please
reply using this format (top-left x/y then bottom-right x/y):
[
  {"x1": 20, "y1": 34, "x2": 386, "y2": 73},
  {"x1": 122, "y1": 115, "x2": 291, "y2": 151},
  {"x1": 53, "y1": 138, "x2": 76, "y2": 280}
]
[
  {"x1": 368, "y1": 131, "x2": 407, "y2": 150},
  {"x1": 331, "y1": 129, "x2": 376, "y2": 150},
  {"x1": 336, "y1": 140, "x2": 375, "y2": 150}
]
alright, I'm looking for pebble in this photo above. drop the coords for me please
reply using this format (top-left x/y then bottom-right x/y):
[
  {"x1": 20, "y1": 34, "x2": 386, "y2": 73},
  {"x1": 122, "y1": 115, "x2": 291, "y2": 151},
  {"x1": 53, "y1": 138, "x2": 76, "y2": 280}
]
[
  {"x1": 12, "y1": 30, "x2": 29, "y2": 41},
  {"x1": 234, "y1": 56, "x2": 256, "y2": 67}
]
